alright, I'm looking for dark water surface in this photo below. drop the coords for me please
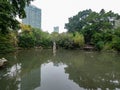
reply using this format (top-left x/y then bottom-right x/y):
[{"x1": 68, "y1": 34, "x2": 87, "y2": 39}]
[{"x1": 0, "y1": 49, "x2": 120, "y2": 90}]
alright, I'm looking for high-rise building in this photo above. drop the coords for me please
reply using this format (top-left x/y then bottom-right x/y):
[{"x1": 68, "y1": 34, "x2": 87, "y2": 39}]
[
  {"x1": 53, "y1": 26, "x2": 59, "y2": 33},
  {"x1": 22, "y1": 5, "x2": 41, "y2": 29}
]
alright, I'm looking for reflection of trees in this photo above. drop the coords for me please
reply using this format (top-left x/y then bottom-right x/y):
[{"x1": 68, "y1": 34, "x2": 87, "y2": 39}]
[
  {"x1": 0, "y1": 49, "x2": 53, "y2": 90},
  {"x1": 1, "y1": 49, "x2": 120, "y2": 90},
  {"x1": 18, "y1": 49, "x2": 52, "y2": 90},
  {"x1": 0, "y1": 52, "x2": 21, "y2": 90},
  {"x1": 64, "y1": 52, "x2": 120, "y2": 90},
  {"x1": 17, "y1": 49, "x2": 52, "y2": 74}
]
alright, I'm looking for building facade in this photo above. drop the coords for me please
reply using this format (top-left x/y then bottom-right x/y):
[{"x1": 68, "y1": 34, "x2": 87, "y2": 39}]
[
  {"x1": 53, "y1": 26, "x2": 59, "y2": 33},
  {"x1": 22, "y1": 5, "x2": 41, "y2": 29}
]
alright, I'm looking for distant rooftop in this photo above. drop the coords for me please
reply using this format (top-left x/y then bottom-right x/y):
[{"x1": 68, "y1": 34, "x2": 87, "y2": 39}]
[{"x1": 26, "y1": 5, "x2": 41, "y2": 11}]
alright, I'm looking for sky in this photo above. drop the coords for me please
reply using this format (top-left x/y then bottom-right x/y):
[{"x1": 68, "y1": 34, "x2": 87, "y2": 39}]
[{"x1": 31, "y1": 0, "x2": 120, "y2": 33}]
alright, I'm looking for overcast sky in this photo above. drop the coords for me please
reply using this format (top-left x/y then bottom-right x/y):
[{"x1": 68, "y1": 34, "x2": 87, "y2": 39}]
[{"x1": 31, "y1": 0, "x2": 120, "y2": 33}]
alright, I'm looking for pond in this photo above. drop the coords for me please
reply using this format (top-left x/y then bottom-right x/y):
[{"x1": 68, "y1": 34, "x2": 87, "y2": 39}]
[{"x1": 0, "y1": 49, "x2": 120, "y2": 90}]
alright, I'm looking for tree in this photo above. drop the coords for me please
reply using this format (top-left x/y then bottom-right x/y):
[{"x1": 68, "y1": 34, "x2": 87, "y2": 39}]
[
  {"x1": 111, "y1": 27, "x2": 120, "y2": 51},
  {"x1": 0, "y1": 0, "x2": 34, "y2": 34},
  {"x1": 18, "y1": 32, "x2": 35, "y2": 48},
  {"x1": 18, "y1": 26, "x2": 52, "y2": 48},
  {"x1": 65, "y1": 9, "x2": 120, "y2": 43},
  {"x1": 65, "y1": 9, "x2": 92, "y2": 32},
  {"x1": 0, "y1": 0, "x2": 34, "y2": 53}
]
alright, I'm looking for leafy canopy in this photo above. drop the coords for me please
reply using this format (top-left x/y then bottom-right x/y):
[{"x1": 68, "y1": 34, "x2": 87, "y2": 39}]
[
  {"x1": 0, "y1": 0, "x2": 34, "y2": 34},
  {"x1": 65, "y1": 9, "x2": 120, "y2": 43},
  {"x1": 65, "y1": 9, "x2": 120, "y2": 33}
]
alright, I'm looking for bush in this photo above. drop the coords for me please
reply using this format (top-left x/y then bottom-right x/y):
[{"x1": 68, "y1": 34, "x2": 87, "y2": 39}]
[
  {"x1": 58, "y1": 33, "x2": 74, "y2": 49},
  {"x1": 73, "y1": 32, "x2": 84, "y2": 48},
  {"x1": 95, "y1": 41, "x2": 104, "y2": 51},
  {"x1": 57, "y1": 32, "x2": 84, "y2": 49},
  {"x1": 103, "y1": 42, "x2": 113, "y2": 51},
  {"x1": 18, "y1": 28, "x2": 52, "y2": 48},
  {"x1": 112, "y1": 36, "x2": 120, "y2": 51},
  {"x1": 0, "y1": 34, "x2": 15, "y2": 53},
  {"x1": 18, "y1": 33, "x2": 35, "y2": 48}
]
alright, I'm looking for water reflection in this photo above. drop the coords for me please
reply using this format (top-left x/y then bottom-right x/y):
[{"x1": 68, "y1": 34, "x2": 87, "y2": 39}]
[
  {"x1": 0, "y1": 49, "x2": 120, "y2": 90},
  {"x1": 64, "y1": 52, "x2": 120, "y2": 90},
  {"x1": 53, "y1": 41, "x2": 56, "y2": 56},
  {"x1": 35, "y1": 62, "x2": 81, "y2": 90}
]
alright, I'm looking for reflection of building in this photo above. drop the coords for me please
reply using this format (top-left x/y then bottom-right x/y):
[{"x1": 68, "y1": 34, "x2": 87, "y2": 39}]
[
  {"x1": 53, "y1": 26, "x2": 59, "y2": 33},
  {"x1": 22, "y1": 5, "x2": 41, "y2": 29}
]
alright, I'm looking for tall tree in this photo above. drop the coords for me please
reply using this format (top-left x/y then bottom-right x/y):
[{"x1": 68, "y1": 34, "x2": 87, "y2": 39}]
[
  {"x1": 65, "y1": 9, "x2": 120, "y2": 43},
  {"x1": 65, "y1": 9, "x2": 120, "y2": 33},
  {"x1": 65, "y1": 9, "x2": 92, "y2": 32},
  {"x1": 0, "y1": 0, "x2": 34, "y2": 53},
  {"x1": 0, "y1": 0, "x2": 34, "y2": 34}
]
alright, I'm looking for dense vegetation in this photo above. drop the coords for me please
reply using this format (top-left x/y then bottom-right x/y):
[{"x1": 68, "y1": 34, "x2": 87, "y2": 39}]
[
  {"x1": 1, "y1": 3, "x2": 120, "y2": 53},
  {"x1": 65, "y1": 9, "x2": 120, "y2": 51},
  {"x1": 18, "y1": 24, "x2": 85, "y2": 49},
  {"x1": 0, "y1": 0, "x2": 34, "y2": 34},
  {"x1": 18, "y1": 24, "x2": 52, "y2": 48},
  {"x1": 18, "y1": 9, "x2": 120, "y2": 52},
  {"x1": 51, "y1": 32, "x2": 84, "y2": 49},
  {"x1": 0, "y1": 0, "x2": 34, "y2": 53}
]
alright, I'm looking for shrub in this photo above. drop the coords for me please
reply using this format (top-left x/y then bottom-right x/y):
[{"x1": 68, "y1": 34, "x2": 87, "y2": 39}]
[{"x1": 0, "y1": 33, "x2": 15, "y2": 53}]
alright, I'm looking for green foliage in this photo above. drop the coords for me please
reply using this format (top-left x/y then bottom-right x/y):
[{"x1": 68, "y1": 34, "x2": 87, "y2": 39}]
[
  {"x1": 0, "y1": 33, "x2": 15, "y2": 53},
  {"x1": 91, "y1": 27, "x2": 120, "y2": 51},
  {"x1": 92, "y1": 30, "x2": 113, "y2": 51},
  {"x1": 32, "y1": 28, "x2": 42, "y2": 46},
  {"x1": 56, "y1": 32, "x2": 85, "y2": 49},
  {"x1": 103, "y1": 42, "x2": 113, "y2": 51},
  {"x1": 65, "y1": 9, "x2": 92, "y2": 32},
  {"x1": 112, "y1": 35, "x2": 120, "y2": 51},
  {"x1": 65, "y1": 9, "x2": 120, "y2": 44},
  {"x1": 50, "y1": 32, "x2": 59, "y2": 42},
  {"x1": 0, "y1": 1, "x2": 19, "y2": 34},
  {"x1": 73, "y1": 32, "x2": 84, "y2": 48},
  {"x1": 0, "y1": 0, "x2": 34, "y2": 53},
  {"x1": 112, "y1": 28, "x2": 120, "y2": 51},
  {"x1": 39, "y1": 31, "x2": 52, "y2": 48},
  {"x1": 1, "y1": 5, "x2": 120, "y2": 52},
  {"x1": 0, "y1": 0, "x2": 34, "y2": 34},
  {"x1": 95, "y1": 41, "x2": 104, "y2": 51},
  {"x1": 18, "y1": 27, "x2": 52, "y2": 48},
  {"x1": 18, "y1": 33, "x2": 35, "y2": 48},
  {"x1": 92, "y1": 32, "x2": 103, "y2": 44},
  {"x1": 57, "y1": 33, "x2": 74, "y2": 49},
  {"x1": 114, "y1": 27, "x2": 120, "y2": 37}
]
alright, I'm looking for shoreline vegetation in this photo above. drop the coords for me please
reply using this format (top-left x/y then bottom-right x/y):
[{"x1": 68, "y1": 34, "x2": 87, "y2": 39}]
[{"x1": 1, "y1": 9, "x2": 120, "y2": 54}]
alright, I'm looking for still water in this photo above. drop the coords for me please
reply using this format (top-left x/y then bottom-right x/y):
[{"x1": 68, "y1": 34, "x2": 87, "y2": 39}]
[{"x1": 0, "y1": 49, "x2": 120, "y2": 90}]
